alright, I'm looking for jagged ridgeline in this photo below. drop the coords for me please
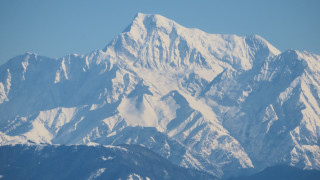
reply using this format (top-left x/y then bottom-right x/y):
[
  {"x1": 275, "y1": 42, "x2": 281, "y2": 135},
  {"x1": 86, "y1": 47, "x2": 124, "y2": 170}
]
[{"x1": 0, "y1": 13, "x2": 320, "y2": 179}]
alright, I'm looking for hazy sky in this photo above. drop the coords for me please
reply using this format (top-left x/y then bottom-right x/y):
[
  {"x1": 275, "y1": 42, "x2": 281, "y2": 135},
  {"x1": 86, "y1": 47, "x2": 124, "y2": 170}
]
[{"x1": 0, "y1": 0, "x2": 319, "y2": 64}]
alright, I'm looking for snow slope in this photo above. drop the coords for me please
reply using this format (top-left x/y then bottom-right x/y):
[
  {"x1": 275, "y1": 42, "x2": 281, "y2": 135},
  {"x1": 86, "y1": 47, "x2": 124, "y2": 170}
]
[{"x1": 0, "y1": 13, "x2": 319, "y2": 178}]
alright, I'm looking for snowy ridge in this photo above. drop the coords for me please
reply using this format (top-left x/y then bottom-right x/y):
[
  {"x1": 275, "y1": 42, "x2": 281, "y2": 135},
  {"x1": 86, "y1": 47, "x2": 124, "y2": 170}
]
[{"x1": 0, "y1": 13, "x2": 319, "y2": 178}]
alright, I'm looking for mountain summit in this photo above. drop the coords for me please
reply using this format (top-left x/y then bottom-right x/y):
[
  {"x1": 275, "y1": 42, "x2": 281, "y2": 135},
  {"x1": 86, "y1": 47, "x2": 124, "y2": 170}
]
[
  {"x1": 106, "y1": 13, "x2": 280, "y2": 72},
  {"x1": 0, "y1": 13, "x2": 319, "y2": 178}
]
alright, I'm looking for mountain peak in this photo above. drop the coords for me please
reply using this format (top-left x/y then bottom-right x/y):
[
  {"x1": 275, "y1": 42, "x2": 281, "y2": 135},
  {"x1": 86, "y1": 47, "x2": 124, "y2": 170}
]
[
  {"x1": 123, "y1": 13, "x2": 178, "y2": 35},
  {"x1": 134, "y1": 13, "x2": 166, "y2": 21},
  {"x1": 134, "y1": 13, "x2": 176, "y2": 26},
  {"x1": 245, "y1": 34, "x2": 281, "y2": 56},
  {"x1": 109, "y1": 14, "x2": 281, "y2": 71}
]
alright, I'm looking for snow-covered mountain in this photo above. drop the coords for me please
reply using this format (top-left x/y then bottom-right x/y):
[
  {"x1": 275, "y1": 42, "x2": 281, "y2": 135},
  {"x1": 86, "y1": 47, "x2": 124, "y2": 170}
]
[{"x1": 0, "y1": 13, "x2": 320, "y2": 178}]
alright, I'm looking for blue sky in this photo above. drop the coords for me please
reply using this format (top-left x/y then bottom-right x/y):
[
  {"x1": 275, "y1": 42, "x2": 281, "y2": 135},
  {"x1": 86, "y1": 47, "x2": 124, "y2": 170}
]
[{"x1": 0, "y1": 0, "x2": 319, "y2": 64}]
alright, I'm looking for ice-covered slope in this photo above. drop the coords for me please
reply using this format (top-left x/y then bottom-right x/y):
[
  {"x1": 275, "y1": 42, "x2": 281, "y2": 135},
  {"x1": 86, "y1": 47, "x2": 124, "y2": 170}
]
[{"x1": 0, "y1": 13, "x2": 319, "y2": 178}]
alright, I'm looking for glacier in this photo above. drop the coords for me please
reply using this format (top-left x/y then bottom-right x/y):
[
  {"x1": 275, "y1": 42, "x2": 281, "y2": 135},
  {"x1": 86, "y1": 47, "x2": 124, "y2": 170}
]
[{"x1": 0, "y1": 13, "x2": 320, "y2": 178}]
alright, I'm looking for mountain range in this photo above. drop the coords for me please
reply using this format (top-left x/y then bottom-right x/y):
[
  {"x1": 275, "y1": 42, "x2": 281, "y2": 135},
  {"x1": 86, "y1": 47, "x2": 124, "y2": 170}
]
[
  {"x1": 0, "y1": 13, "x2": 320, "y2": 179},
  {"x1": 0, "y1": 144, "x2": 215, "y2": 180}
]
